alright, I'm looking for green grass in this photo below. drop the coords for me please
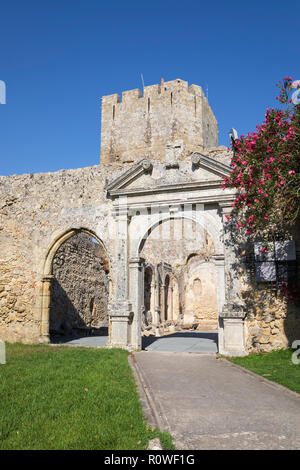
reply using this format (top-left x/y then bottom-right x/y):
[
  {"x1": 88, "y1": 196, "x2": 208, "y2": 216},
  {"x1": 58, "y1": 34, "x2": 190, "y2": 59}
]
[
  {"x1": 0, "y1": 343, "x2": 174, "y2": 450},
  {"x1": 228, "y1": 348, "x2": 300, "y2": 395}
]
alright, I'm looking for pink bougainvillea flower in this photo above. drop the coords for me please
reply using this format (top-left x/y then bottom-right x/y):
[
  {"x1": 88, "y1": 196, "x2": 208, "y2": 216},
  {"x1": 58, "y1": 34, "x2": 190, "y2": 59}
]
[{"x1": 291, "y1": 80, "x2": 300, "y2": 88}]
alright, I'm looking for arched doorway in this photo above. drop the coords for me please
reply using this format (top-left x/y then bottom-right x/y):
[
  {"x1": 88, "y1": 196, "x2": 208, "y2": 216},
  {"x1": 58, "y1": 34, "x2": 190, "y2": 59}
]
[
  {"x1": 40, "y1": 229, "x2": 110, "y2": 343},
  {"x1": 135, "y1": 214, "x2": 224, "y2": 350}
]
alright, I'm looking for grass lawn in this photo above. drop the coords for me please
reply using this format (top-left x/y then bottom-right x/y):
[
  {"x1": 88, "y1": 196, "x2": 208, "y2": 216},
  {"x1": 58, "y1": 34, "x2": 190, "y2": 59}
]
[
  {"x1": 228, "y1": 348, "x2": 300, "y2": 395},
  {"x1": 0, "y1": 343, "x2": 174, "y2": 450}
]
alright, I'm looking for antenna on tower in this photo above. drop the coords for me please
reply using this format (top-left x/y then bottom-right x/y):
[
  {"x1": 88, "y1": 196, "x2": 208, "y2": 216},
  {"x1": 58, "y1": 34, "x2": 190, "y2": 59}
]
[{"x1": 141, "y1": 73, "x2": 145, "y2": 95}]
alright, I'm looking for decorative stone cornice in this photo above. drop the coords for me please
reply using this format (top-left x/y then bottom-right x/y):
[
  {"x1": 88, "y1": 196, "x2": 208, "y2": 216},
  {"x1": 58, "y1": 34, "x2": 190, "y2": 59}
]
[
  {"x1": 191, "y1": 152, "x2": 232, "y2": 177},
  {"x1": 109, "y1": 300, "x2": 132, "y2": 318},
  {"x1": 212, "y1": 254, "x2": 225, "y2": 265},
  {"x1": 219, "y1": 201, "x2": 234, "y2": 216},
  {"x1": 106, "y1": 154, "x2": 235, "y2": 199},
  {"x1": 109, "y1": 180, "x2": 234, "y2": 197},
  {"x1": 220, "y1": 302, "x2": 245, "y2": 319},
  {"x1": 105, "y1": 158, "x2": 153, "y2": 194}
]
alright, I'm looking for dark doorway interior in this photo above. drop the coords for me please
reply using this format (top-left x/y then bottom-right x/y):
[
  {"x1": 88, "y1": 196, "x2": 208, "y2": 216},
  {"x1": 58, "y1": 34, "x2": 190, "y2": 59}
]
[{"x1": 50, "y1": 232, "x2": 109, "y2": 342}]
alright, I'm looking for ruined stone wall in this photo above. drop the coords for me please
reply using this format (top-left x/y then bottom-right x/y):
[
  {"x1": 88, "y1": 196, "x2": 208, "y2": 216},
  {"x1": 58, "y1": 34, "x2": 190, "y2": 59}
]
[
  {"x1": 181, "y1": 257, "x2": 218, "y2": 330},
  {"x1": 140, "y1": 217, "x2": 217, "y2": 328},
  {"x1": 0, "y1": 163, "x2": 120, "y2": 343},
  {"x1": 237, "y1": 219, "x2": 300, "y2": 353},
  {"x1": 140, "y1": 218, "x2": 214, "y2": 266},
  {"x1": 100, "y1": 79, "x2": 218, "y2": 166},
  {"x1": 244, "y1": 287, "x2": 300, "y2": 353},
  {"x1": 242, "y1": 248, "x2": 300, "y2": 353},
  {"x1": 50, "y1": 232, "x2": 109, "y2": 337}
]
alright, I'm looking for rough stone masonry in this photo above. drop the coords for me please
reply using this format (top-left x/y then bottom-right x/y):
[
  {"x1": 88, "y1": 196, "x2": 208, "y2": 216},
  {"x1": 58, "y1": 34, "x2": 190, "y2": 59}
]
[{"x1": 0, "y1": 78, "x2": 299, "y2": 354}]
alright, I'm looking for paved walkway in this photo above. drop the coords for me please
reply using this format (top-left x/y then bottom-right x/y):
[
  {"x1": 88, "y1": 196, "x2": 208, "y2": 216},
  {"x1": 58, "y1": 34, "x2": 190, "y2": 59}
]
[
  {"x1": 51, "y1": 335, "x2": 108, "y2": 347},
  {"x1": 51, "y1": 331, "x2": 218, "y2": 352},
  {"x1": 131, "y1": 351, "x2": 300, "y2": 450},
  {"x1": 142, "y1": 331, "x2": 218, "y2": 353}
]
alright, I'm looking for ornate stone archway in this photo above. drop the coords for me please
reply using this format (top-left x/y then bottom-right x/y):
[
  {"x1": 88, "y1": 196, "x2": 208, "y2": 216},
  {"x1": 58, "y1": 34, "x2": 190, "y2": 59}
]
[
  {"x1": 106, "y1": 157, "x2": 246, "y2": 355},
  {"x1": 125, "y1": 210, "x2": 226, "y2": 349}
]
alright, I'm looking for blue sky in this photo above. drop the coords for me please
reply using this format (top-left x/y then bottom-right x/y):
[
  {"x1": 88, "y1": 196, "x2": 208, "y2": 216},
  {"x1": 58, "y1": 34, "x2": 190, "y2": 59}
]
[{"x1": 0, "y1": 0, "x2": 299, "y2": 175}]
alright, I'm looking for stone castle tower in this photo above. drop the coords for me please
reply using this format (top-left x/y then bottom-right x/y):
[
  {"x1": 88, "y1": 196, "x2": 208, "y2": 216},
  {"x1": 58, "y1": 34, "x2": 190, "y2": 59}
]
[{"x1": 100, "y1": 78, "x2": 218, "y2": 165}]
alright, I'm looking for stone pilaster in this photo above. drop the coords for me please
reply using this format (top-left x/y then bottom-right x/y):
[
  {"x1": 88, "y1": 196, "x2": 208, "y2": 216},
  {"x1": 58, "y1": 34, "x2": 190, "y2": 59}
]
[
  {"x1": 219, "y1": 203, "x2": 241, "y2": 303},
  {"x1": 40, "y1": 275, "x2": 53, "y2": 343},
  {"x1": 109, "y1": 205, "x2": 132, "y2": 347},
  {"x1": 129, "y1": 257, "x2": 144, "y2": 350},
  {"x1": 160, "y1": 283, "x2": 165, "y2": 322},
  {"x1": 219, "y1": 203, "x2": 245, "y2": 355}
]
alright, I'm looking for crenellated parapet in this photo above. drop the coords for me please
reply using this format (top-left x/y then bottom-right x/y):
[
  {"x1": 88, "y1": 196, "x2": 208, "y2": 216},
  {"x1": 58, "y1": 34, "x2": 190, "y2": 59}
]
[{"x1": 100, "y1": 79, "x2": 218, "y2": 166}]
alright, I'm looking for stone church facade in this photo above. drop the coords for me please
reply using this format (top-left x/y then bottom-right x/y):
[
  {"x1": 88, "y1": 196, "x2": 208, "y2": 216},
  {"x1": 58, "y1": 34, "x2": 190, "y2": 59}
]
[{"x1": 0, "y1": 78, "x2": 299, "y2": 355}]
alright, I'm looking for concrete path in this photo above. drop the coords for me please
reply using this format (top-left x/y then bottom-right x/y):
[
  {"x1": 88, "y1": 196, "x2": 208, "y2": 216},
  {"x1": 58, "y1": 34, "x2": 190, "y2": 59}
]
[
  {"x1": 142, "y1": 331, "x2": 218, "y2": 353},
  {"x1": 131, "y1": 351, "x2": 300, "y2": 450},
  {"x1": 51, "y1": 335, "x2": 108, "y2": 347},
  {"x1": 51, "y1": 331, "x2": 217, "y2": 352}
]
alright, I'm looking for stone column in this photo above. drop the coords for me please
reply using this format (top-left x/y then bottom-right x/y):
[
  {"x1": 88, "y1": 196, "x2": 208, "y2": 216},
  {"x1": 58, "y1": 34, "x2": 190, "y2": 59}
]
[
  {"x1": 169, "y1": 285, "x2": 173, "y2": 321},
  {"x1": 40, "y1": 275, "x2": 53, "y2": 343},
  {"x1": 129, "y1": 257, "x2": 144, "y2": 350},
  {"x1": 160, "y1": 283, "x2": 165, "y2": 322},
  {"x1": 150, "y1": 280, "x2": 155, "y2": 320},
  {"x1": 109, "y1": 206, "x2": 132, "y2": 348},
  {"x1": 153, "y1": 266, "x2": 161, "y2": 325},
  {"x1": 218, "y1": 203, "x2": 246, "y2": 356},
  {"x1": 212, "y1": 254, "x2": 226, "y2": 348},
  {"x1": 172, "y1": 280, "x2": 180, "y2": 321},
  {"x1": 212, "y1": 254, "x2": 226, "y2": 315}
]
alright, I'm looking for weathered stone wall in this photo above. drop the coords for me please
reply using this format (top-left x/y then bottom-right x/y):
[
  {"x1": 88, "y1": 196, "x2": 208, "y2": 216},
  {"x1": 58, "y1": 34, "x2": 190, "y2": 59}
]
[
  {"x1": 140, "y1": 217, "x2": 217, "y2": 328},
  {"x1": 0, "y1": 164, "x2": 119, "y2": 343},
  {"x1": 244, "y1": 288, "x2": 300, "y2": 353},
  {"x1": 100, "y1": 79, "x2": 218, "y2": 165},
  {"x1": 235, "y1": 217, "x2": 300, "y2": 353},
  {"x1": 242, "y1": 246, "x2": 300, "y2": 353},
  {"x1": 140, "y1": 218, "x2": 215, "y2": 266},
  {"x1": 182, "y1": 257, "x2": 218, "y2": 330},
  {"x1": 50, "y1": 232, "x2": 109, "y2": 337}
]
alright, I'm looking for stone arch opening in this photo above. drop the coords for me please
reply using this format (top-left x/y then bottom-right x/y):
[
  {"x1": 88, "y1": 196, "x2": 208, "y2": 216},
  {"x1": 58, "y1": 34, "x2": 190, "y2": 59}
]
[
  {"x1": 40, "y1": 228, "x2": 110, "y2": 343},
  {"x1": 134, "y1": 211, "x2": 223, "y2": 259},
  {"x1": 136, "y1": 215, "x2": 223, "y2": 340}
]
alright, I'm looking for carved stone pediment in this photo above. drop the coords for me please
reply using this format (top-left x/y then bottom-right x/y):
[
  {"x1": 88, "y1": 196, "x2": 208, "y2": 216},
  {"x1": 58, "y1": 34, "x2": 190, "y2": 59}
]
[
  {"x1": 105, "y1": 159, "x2": 153, "y2": 193},
  {"x1": 105, "y1": 154, "x2": 232, "y2": 198}
]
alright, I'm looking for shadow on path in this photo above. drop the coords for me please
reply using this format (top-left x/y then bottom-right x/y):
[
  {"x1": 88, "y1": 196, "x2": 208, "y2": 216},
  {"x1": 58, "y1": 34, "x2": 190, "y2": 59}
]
[
  {"x1": 142, "y1": 330, "x2": 218, "y2": 353},
  {"x1": 51, "y1": 333, "x2": 108, "y2": 347}
]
